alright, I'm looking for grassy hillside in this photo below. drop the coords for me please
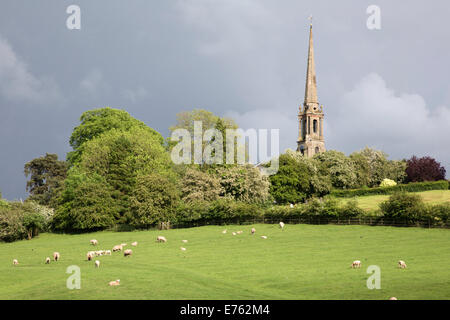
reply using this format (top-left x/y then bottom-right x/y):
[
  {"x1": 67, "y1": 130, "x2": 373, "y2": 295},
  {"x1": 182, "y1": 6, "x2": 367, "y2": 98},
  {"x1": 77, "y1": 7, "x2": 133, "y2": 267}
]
[
  {"x1": 1, "y1": 224, "x2": 449, "y2": 300},
  {"x1": 342, "y1": 190, "x2": 450, "y2": 211}
]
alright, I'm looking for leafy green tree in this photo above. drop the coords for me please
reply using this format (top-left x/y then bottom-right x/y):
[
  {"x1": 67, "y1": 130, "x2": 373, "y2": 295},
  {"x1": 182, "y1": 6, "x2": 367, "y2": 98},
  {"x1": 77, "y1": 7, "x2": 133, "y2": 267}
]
[
  {"x1": 67, "y1": 107, "x2": 163, "y2": 165},
  {"x1": 379, "y1": 192, "x2": 426, "y2": 222},
  {"x1": 314, "y1": 150, "x2": 358, "y2": 189},
  {"x1": 126, "y1": 173, "x2": 180, "y2": 227},
  {"x1": 24, "y1": 153, "x2": 68, "y2": 206},
  {"x1": 52, "y1": 168, "x2": 120, "y2": 231}
]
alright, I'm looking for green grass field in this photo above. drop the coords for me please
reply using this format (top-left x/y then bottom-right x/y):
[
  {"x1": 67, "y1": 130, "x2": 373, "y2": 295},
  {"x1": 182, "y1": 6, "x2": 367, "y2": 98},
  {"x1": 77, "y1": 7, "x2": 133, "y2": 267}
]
[
  {"x1": 341, "y1": 190, "x2": 450, "y2": 211},
  {"x1": 1, "y1": 224, "x2": 449, "y2": 300}
]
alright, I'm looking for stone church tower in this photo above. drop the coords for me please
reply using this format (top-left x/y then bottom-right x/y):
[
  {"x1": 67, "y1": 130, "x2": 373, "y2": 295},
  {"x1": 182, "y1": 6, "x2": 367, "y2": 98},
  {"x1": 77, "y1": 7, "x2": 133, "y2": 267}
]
[{"x1": 297, "y1": 24, "x2": 325, "y2": 157}]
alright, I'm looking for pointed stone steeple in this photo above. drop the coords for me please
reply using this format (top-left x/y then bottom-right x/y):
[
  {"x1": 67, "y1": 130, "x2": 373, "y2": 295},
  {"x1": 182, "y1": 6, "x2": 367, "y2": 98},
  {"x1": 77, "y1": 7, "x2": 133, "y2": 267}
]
[
  {"x1": 297, "y1": 22, "x2": 325, "y2": 157},
  {"x1": 304, "y1": 24, "x2": 318, "y2": 106}
]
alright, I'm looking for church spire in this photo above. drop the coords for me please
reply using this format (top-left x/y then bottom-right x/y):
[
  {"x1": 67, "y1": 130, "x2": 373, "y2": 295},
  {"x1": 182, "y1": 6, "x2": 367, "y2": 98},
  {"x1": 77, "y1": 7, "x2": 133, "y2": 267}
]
[{"x1": 304, "y1": 23, "x2": 318, "y2": 106}]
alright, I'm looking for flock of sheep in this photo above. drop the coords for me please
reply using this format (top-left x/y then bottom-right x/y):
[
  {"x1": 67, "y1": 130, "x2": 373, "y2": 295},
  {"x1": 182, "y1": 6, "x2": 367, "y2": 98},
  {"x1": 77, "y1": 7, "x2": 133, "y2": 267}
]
[{"x1": 10, "y1": 221, "x2": 407, "y2": 298}]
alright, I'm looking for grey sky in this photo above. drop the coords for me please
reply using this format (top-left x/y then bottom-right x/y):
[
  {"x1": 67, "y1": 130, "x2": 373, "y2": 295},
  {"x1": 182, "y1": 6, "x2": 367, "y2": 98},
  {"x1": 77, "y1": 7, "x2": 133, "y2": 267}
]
[{"x1": 0, "y1": 0, "x2": 449, "y2": 200}]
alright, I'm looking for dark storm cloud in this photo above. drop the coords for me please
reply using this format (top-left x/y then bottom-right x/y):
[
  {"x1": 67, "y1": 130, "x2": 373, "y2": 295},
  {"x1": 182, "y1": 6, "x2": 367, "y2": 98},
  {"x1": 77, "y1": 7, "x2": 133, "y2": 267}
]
[{"x1": 0, "y1": 0, "x2": 449, "y2": 199}]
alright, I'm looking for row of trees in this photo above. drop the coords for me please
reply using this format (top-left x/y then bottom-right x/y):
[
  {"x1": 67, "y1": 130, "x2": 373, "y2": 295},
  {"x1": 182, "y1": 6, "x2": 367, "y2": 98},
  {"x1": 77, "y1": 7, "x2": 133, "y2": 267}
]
[{"x1": 4, "y1": 107, "x2": 445, "y2": 235}]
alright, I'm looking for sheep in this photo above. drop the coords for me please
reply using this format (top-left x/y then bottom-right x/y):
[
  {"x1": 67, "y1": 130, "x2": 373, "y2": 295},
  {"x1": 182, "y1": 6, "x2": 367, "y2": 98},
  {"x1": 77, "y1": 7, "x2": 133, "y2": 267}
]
[
  {"x1": 398, "y1": 260, "x2": 407, "y2": 269},
  {"x1": 222, "y1": 229, "x2": 227, "y2": 234},
  {"x1": 13, "y1": 259, "x2": 19, "y2": 265},
  {"x1": 90, "y1": 239, "x2": 98, "y2": 246},
  {"x1": 279, "y1": 222, "x2": 285, "y2": 229},
  {"x1": 95, "y1": 260, "x2": 100, "y2": 268},
  {"x1": 45, "y1": 257, "x2": 51, "y2": 264},
  {"x1": 351, "y1": 260, "x2": 362, "y2": 268},
  {"x1": 104, "y1": 250, "x2": 112, "y2": 255},
  {"x1": 156, "y1": 236, "x2": 167, "y2": 243},
  {"x1": 112, "y1": 245, "x2": 123, "y2": 252},
  {"x1": 261, "y1": 235, "x2": 267, "y2": 239},
  {"x1": 251, "y1": 228, "x2": 256, "y2": 235},
  {"x1": 131, "y1": 241, "x2": 138, "y2": 247},
  {"x1": 124, "y1": 249, "x2": 133, "y2": 257},
  {"x1": 232, "y1": 232, "x2": 237, "y2": 236},
  {"x1": 95, "y1": 250, "x2": 104, "y2": 256},
  {"x1": 236, "y1": 231, "x2": 243, "y2": 235},
  {"x1": 121, "y1": 243, "x2": 127, "y2": 247},
  {"x1": 109, "y1": 279, "x2": 120, "y2": 286},
  {"x1": 389, "y1": 297, "x2": 398, "y2": 300},
  {"x1": 53, "y1": 252, "x2": 60, "y2": 261},
  {"x1": 180, "y1": 247, "x2": 187, "y2": 251},
  {"x1": 181, "y1": 240, "x2": 188, "y2": 243},
  {"x1": 87, "y1": 252, "x2": 93, "y2": 261}
]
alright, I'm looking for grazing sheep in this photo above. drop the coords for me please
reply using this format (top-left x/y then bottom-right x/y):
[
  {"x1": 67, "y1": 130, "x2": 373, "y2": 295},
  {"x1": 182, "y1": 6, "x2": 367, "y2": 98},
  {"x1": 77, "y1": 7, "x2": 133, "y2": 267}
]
[
  {"x1": 232, "y1": 232, "x2": 237, "y2": 236},
  {"x1": 121, "y1": 243, "x2": 127, "y2": 247},
  {"x1": 95, "y1": 250, "x2": 104, "y2": 256},
  {"x1": 351, "y1": 260, "x2": 362, "y2": 268},
  {"x1": 156, "y1": 236, "x2": 167, "y2": 243},
  {"x1": 261, "y1": 236, "x2": 267, "y2": 239},
  {"x1": 236, "y1": 231, "x2": 243, "y2": 235},
  {"x1": 87, "y1": 252, "x2": 93, "y2": 261},
  {"x1": 251, "y1": 228, "x2": 256, "y2": 235},
  {"x1": 90, "y1": 239, "x2": 98, "y2": 246},
  {"x1": 131, "y1": 242, "x2": 138, "y2": 247},
  {"x1": 112, "y1": 245, "x2": 123, "y2": 252},
  {"x1": 222, "y1": 229, "x2": 227, "y2": 234},
  {"x1": 109, "y1": 279, "x2": 120, "y2": 286},
  {"x1": 45, "y1": 257, "x2": 51, "y2": 264},
  {"x1": 13, "y1": 259, "x2": 19, "y2": 265},
  {"x1": 279, "y1": 222, "x2": 285, "y2": 229},
  {"x1": 53, "y1": 252, "x2": 60, "y2": 261},
  {"x1": 398, "y1": 260, "x2": 407, "y2": 269},
  {"x1": 124, "y1": 249, "x2": 132, "y2": 257},
  {"x1": 389, "y1": 297, "x2": 398, "y2": 300},
  {"x1": 95, "y1": 260, "x2": 100, "y2": 268},
  {"x1": 180, "y1": 247, "x2": 186, "y2": 251},
  {"x1": 104, "y1": 250, "x2": 112, "y2": 255},
  {"x1": 181, "y1": 240, "x2": 188, "y2": 243}
]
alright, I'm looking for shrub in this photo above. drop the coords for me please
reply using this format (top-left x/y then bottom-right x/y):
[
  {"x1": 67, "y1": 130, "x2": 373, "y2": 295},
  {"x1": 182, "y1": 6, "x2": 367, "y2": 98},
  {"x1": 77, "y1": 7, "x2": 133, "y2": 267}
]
[
  {"x1": 379, "y1": 192, "x2": 426, "y2": 222},
  {"x1": 380, "y1": 178, "x2": 397, "y2": 187},
  {"x1": 339, "y1": 199, "x2": 365, "y2": 217},
  {"x1": 0, "y1": 205, "x2": 27, "y2": 242}
]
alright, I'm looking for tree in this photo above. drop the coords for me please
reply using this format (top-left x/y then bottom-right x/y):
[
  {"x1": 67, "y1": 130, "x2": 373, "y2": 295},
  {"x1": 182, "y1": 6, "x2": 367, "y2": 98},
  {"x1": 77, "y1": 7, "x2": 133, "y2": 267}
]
[
  {"x1": 67, "y1": 107, "x2": 163, "y2": 165},
  {"x1": 52, "y1": 168, "x2": 120, "y2": 231},
  {"x1": 181, "y1": 167, "x2": 224, "y2": 203},
  {"x1": 168, "y1": 109, "x2": 240, "y2": 165},
  {"x1": 126, "y1": 173, "x2": 180, "y2": 227},
  {"x1": 314, "y1": 150, "x2": 358, "y2": 189},
  {"x1": 217, "y1": 165, "x2": 270, "y2": 203},
  {"x1": 405, "y1": 156, "x2": 446, "y2": 182},
  {"x1": 269, "y1": 152, "x2": 314, "y2": 204},
  {"x1": 24, "y1": 153, "x2": 68, "y2": 206}
]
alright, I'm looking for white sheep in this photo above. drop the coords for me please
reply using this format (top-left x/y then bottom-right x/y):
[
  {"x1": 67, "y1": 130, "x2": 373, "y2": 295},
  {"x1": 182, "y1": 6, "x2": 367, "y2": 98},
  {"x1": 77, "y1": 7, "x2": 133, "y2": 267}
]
[
  {"x1": 104, "y1": 250, "x2": 112, "y2": 255},
  {"x1": 121, "y1": 243, "x2": 127, "y2": 247},
  {"x1": 180, "y1": 247, "x2": 187, "y2": 251},
  {"x1": 181, "y1": 240, "x2": 188, "y2": 243},
  {"x1": 236, "y1": 231, "x2": 243, "y2": 235},
  {"x1": 90, "y1": 239, "x2": 98, "y2": 246},
  {"x1": 12, "y1": 259, "x2": 19, "y2": 265},
  {"x1": 351, "y1": 260, "x2": 361, "y2": 268},
  {"x1": 45, "y1": 257, "x2": 51, "y2": 264},
  {"x1": 95, "y1": 260, "x2": 100, "y2": 268},
  {"x1": 156, "y1": 236, "x2": 167, "y2": 243},
  {"x1": 261, "y1": 235, "x2": 267, "y2": 239},
  {"x1": 232, "y1": 232, "x2": 237, "y2": 236},
  {"x1": 389, "y1": 297, "x2": 398, "y2": 300},
  {"x1": 398, "y1": 260, "x2": 407, "y2": 269},
  {"x1": 279, "y1": 222, "x2": 285, "y2": 229},
  {"x1": 124, "y1": 249, "x2": 133, "y2": 257},
  {"x1": 109, "y1": 279, "x2": 120, "y2": 286},
  {"x1": 131, "y1": 242, "x2": 138, "y2": 247},
  {"x1": 251, "y1": 228, "x2": 256, "y2": 235},
  {"x1": 112, "y1": 245, "x2": 123, "y2": 252},
  {"x1": 53, "y1": 252, "x2": 60, "y2": 261},
  {"x1": 222, "y1": 229, "x2": 227, "y2": 234}
]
